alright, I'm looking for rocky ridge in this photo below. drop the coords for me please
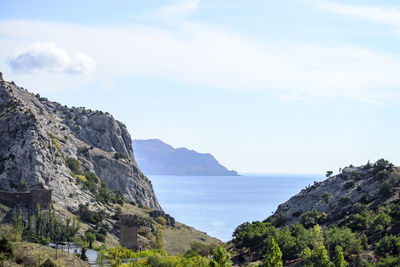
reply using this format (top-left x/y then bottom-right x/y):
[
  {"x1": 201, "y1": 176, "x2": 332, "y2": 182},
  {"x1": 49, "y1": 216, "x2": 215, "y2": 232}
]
[
  {"x1": 269, "y1": 159, "x2": 398, "y2": 227},
  {"x1": 0, "y1": 74, "x2": 161, "y2": 210}
]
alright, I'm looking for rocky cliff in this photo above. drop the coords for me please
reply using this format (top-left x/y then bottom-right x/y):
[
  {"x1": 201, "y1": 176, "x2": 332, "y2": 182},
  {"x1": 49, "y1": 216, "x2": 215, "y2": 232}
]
[
  {"x1": 0, "y1": 74, "x2": 161, "y2": 210},
  {"x1": 133, "y1": 139, "x2": 239, "y2": 176},
  {"x1": 269, "y1": 159, "x2": 399, "y2": 227}
]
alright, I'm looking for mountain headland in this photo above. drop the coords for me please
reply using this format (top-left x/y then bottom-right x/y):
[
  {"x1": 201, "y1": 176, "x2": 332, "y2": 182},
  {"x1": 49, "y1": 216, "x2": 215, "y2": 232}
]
[
  {"x1": 133, "y1": 139, "x2": 238, "y2": 176},
  {"x1": 0, "y1": 74, "x2": 220, "y2": 258}
]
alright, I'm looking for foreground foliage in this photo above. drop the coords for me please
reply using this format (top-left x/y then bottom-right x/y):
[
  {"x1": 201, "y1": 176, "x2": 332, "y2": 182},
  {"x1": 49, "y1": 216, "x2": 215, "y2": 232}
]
[{"x1": 98, "y1": 245, "x2": 232, "y2": 267}]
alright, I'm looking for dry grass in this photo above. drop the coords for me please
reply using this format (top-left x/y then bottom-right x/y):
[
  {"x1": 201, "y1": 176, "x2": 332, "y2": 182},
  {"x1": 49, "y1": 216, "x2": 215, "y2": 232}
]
[
  {"x1": 121, "y1": 203, "x2": 221, "y2": 255},
  {"x1": 2, "y1": 242, "x2": 89, "y2": 267}
]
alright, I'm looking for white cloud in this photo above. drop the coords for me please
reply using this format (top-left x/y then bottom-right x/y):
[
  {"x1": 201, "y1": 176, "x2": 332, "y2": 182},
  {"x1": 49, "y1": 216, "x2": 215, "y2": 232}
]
[
  {"x1": 8, "y1": 42, "x2": 95, "y2": 74},
  {"x1": 0, "y1": 20, "x2": 399, "y2": 101},
  {"x1": 159, "y1": 0, "x2": 199, "y2": 19},
  {"x1": 315, "y1": 1, "x2": 400, "y2": 26}
]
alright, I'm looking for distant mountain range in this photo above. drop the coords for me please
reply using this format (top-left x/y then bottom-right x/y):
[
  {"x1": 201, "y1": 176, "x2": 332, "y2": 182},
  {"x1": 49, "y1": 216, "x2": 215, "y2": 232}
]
[{"x1": 133, "y1": 139, "x2": 239, "y2": 176}]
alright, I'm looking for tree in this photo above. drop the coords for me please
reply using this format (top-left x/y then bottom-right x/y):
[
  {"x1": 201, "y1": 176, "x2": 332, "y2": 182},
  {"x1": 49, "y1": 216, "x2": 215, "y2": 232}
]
[
  {"x1": 154, "y1": 225, "x2": 163, "y2": 250},
  {"x1": 209, "y1": 246, "x2": 232, "y2": 267},
  {"x1": 80, "y1": 247, "x2": 88, "y2": 261},
  {"x1": 302, "y1": 241, "x2": 331, "y2": 267},
  {"x1": 333, "y1": 246, "x2": 348, "y2": 267},
  {"x1": 326, "y1": 171, "x2": 333, "y2": 178},
  {"x1": 85, "y1": 232, "x2": 96, "y2": 249},
  {"x1": 375, "y1": 235, "x2": 400, "y2": 257},
  {"x1": 260, "y1": 237, "x2": 283, "y2": 267}
]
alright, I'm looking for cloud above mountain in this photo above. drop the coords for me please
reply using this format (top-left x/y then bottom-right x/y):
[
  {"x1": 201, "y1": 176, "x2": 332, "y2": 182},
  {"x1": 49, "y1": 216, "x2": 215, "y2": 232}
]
[{"x1": 8, "y1": 42, "x2": 95, "y2": 74}]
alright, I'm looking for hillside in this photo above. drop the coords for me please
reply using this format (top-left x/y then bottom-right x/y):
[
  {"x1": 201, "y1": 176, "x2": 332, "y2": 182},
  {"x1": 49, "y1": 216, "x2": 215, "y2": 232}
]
[
  {"x1": 0, "y1": 74, "x2": 220, "y2": 256},
  {"x1": 231, "y1": 159, "x2": 400, "y2": 266},
  {"x1": 133, "y1": 139, "x2": 238, "y2": 176}
]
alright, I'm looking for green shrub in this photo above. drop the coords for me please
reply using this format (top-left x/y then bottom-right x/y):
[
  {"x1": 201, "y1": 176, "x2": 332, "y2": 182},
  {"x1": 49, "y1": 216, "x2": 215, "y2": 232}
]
[
  {"x1": 260, "y1": 238, "x2": 283, "y2": 267},
  {"x1": 301, "y1": 242, "x2": 331, "y2": 267},
  {"x1": 66, "y1": 157, "x2": 81, "y2": 174},
  {"x1": 209, "y1": 246, "x2": 232, "y2": 267},
  {"x1": 301, "y1": 209, "x2": 327, "y2": 228},
  {"x1": 377, "y1": 256, "x2": 400, "y2": 267},
  {"x1": 374, "y1": 159, "x2": 394, "y2": 174},
  {"x1": 186, "y1": 241, "x2": 218, "y2": 257},
  {"x1": 373, "y1": 211, "x2": 392, "y2": 232},
  {"x1": 0, "y1": 237, "x2": 13, "y2": 260},
  {"x1": 78, "y1": 203, "x2": 106, "y2": 224},
  {"x1": 292, "y1": 210, "x2": 302, "y2": 217},
  {"x1": 377, "y1": 170, "x2": 390, "y2": 180},
  {"x1": 323, "y1": 192, "x2": 331, "y2": 203},
  {"x1": 375, "y1": 235, "x2": 400, "y2": 257},
  {"x1": 380, "y1": 181, "x2": 394, "y2": 198},
  {"x1": 39, "y1": 258, "x2": 56, "y2": 267},
  {"x1": 273, "y1": 212, "x2": 287, "y2": 227},
  {"x1": 347, "y1": 209, "x2": 372, "y2": 231},
  {"x1": 113, "y1": 152, "x2": 128, "y2": 160},
  {"x1": 324, "y1": 227, "x2": 362, "y2": 258},
  {"x1": 156, "y1": 216, "x2": 167, "y2": 225}
]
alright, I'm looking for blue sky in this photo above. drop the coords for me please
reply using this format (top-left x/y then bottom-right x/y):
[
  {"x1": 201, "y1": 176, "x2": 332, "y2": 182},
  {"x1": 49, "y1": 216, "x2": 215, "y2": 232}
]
[{"x1": 1, "y1": 0, "x2": 400, "y2": 173}]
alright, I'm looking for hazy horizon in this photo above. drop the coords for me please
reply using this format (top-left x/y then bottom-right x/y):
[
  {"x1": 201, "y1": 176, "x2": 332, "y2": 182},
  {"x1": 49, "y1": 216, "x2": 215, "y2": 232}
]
[{"x1": 1, "y1": 0, "x2": 399, "y2": 173}]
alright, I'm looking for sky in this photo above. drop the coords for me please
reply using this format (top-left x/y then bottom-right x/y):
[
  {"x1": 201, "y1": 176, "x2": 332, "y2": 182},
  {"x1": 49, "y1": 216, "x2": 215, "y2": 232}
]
[{"x1": 0, "y1": 0, "x2": 400, "y2": 174}]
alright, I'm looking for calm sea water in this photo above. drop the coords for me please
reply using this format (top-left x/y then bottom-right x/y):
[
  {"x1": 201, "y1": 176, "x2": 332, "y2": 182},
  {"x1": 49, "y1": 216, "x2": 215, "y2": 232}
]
[{"x1": 149, "y1": 174, "x2": 324, "y2": 242}]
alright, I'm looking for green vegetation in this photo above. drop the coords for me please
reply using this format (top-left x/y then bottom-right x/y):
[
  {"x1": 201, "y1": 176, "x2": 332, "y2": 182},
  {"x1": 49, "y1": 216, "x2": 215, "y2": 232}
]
[
  {"x1": 0, "y1": 236, "x2": 13, "y2": 261},
  {"x1": 66, "y1": 157, "x2": 125, "y2": 205},
  {"x1": 260, "y1": 237, "x2": 283, "y2": 267},
  {"x1": 11, "y1": 204, "x2": 80, "y2": 247},
  {"x1": 78, "y1": 202, "x2": 106, "y2": 224},
  {"x1": 97, "y1": 245, "x2": 230, "y2": 267},
  {"x1": 301, "y1": 209, "x2": 328, "y2": 228},
  {"x1": 156, "y1": 216, "x2": 167, "y2": 225},
  {"x1": 232, "y1": 198, "x2": 400, "y2": 266},
  {"x1": 114, "y1": 152, "x2": 128, "y2": 160}
]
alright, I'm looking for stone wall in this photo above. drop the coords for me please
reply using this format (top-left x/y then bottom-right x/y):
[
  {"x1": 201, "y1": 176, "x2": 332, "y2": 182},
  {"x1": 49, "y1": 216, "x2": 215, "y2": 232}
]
[{"x1": 0, "y1": 189, "x2": 52, "y2": 210}]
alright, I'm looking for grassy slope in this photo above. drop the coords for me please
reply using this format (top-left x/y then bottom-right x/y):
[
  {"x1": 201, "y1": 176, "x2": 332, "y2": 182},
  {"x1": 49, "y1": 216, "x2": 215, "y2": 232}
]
[
  {"x1": 122, "y1": 203, "x2": 221, "y2": 255},
  {"x1": 2, "y1": 242, "x2": 89, "y2": 267}
]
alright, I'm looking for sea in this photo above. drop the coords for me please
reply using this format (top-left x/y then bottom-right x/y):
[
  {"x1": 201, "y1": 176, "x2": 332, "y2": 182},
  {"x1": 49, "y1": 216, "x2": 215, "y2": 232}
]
[{"x1": 149, "y1": 173, "x2": 324, "y2": 242}]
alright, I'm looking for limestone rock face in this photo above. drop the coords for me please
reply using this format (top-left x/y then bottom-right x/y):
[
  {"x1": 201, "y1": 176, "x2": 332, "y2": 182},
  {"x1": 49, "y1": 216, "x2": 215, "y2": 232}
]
[{"x1": 0, "y1": 79, "x2": 161, "y2": 210}]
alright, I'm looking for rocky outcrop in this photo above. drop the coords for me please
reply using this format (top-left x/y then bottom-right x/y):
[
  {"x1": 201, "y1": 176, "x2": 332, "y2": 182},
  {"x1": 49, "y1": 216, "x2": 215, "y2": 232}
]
[
  {"x1": 133, "y1": 139, "x2": 239, "y2": 176},
  {"x1": 150, "y1": 210, "x2": 175, "y2": 227},
  {"x1": 269, "y1": 160, "x2": 396, "y2": 227},
  {"x1": 0, "y1": 77, "x2": 161, "y2": 210}
]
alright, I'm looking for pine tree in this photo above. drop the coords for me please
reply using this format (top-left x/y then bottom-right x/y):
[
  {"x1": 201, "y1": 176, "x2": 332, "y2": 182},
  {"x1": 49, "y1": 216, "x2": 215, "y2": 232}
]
[
  {"x1": 209, "y1": 246, "x2": 232, "y2": 267},
  {"x1": 333, "y1": 246, "x2": 348, "y2": 267},
  {"x1": 260, "y1": 238, "x2": 283, "y2": 267}
]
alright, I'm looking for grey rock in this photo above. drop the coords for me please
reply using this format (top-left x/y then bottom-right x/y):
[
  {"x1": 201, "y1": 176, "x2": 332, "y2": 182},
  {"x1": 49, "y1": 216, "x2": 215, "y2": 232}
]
[
  {"x1": 270, "y1": 164, "x2": 384, "y2": 227},
  {"x1": 0, "y1": 79, "x2": 161, "y2": 211}
]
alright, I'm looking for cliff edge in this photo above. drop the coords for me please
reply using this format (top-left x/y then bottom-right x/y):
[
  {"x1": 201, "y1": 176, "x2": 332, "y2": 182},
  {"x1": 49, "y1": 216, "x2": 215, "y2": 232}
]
[{"x1": 0, "y1": 75, "x2": 161, "y2": 210}]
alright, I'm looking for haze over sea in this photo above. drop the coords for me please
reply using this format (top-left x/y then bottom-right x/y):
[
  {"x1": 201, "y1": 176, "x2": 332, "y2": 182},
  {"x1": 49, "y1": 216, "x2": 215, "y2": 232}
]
[{"x1": 150, "y1": 174, "x2": 324, "y2": 242}]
